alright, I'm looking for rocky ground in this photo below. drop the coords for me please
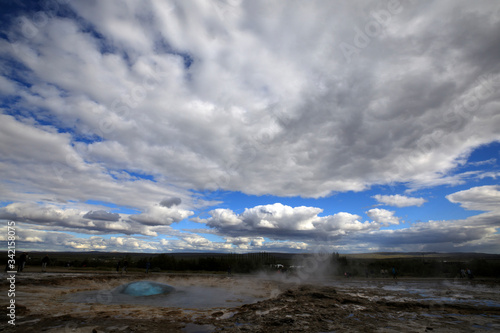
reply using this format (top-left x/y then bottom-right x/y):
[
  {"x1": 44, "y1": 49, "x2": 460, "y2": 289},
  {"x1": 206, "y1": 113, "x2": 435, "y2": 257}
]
[{"x1": 1, "y1": 272, "x2": 499, "y2": 332}]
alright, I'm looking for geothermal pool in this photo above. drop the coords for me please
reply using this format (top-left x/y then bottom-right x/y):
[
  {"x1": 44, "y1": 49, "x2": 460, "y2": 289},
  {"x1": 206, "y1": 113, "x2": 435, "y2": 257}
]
[
  {"x1": 65, "y1": 279, "x2": 272, "y2": 308},
  {"x1": 121, "y1": 280, "x2": 175, "y2": 296}
]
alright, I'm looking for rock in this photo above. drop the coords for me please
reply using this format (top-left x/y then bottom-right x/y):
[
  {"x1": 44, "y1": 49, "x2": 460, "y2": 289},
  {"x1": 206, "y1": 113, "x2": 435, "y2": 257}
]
[{"x1": 309, "y1": 292, "x2": 332, "y2": 299}]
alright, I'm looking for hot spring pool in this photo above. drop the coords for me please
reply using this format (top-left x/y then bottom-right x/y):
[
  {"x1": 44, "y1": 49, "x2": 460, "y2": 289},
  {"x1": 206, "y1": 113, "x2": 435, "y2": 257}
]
[
  {"x1": 119, "y1": 281, "x2": 175, "y2": 296},
  {"x1": 64, "y1": 279, "x2": 269, "y2": 309}
]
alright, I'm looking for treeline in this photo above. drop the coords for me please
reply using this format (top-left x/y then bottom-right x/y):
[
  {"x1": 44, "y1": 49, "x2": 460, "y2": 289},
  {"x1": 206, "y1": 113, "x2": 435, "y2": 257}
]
[
  {"x1": 333, "y1": 256, "x2": 500, "y2": 278},
  {"x1": 136, "y1": 252, "x2": 277, "y2": 273},
  {"x1": 6, "y1": 251, "x2": 500, "y2": 277},
  {"x1": 18, "y1": 252, "x2": 279, "y2": 273}
]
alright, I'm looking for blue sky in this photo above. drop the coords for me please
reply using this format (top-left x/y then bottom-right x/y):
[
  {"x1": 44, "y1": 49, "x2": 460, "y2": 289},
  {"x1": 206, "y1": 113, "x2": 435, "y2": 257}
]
[{"x1": 0, "y1": 0, "x2": 499, "y2": 253}]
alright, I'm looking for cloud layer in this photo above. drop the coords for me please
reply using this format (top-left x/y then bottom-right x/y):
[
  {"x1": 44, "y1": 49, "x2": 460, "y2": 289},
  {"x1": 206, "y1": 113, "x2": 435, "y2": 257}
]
[
  {"x1": 2, "y1": 1, "x2": 499, "y2": 201},
  {"x1": 0, "y1": 1, "x2": 499, "y2": 253},
  {"x1": 0, "y1": 201, "x2": 193, "y2": 236}
]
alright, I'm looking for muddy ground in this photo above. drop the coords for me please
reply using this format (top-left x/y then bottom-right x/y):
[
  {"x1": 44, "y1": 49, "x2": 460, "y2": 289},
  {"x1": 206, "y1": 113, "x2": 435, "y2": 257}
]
[{"x1": 1, "y1": 272, "x2": 499, "y2": 332}]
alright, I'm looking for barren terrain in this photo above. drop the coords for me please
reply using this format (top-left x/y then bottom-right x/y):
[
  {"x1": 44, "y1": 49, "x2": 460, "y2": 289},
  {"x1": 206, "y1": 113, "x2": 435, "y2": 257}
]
[{"x1": 1, "y1": 271, "x2": 499, "y2": 332}]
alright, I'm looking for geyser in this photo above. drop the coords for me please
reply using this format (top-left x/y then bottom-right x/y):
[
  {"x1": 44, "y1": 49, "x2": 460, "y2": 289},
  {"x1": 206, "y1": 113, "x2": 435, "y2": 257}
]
[{"x1": 120, "y1": 281, "x2": 175, "y2": 296}]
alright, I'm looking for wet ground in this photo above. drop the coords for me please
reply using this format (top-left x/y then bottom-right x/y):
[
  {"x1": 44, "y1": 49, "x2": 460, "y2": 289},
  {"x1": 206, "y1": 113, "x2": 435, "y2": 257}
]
[{"x1": 1, "y1": 271, "x2": 499, "y2": 332}]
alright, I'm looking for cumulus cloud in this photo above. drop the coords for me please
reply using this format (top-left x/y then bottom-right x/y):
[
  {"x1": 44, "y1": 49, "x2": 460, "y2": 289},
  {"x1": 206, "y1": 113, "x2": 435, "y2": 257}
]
[
  {"x1": 199, "y1": 201, "x2": 499, "y2": 252},
  {"x1": 353, "y1": 216, "x2": 499, "y2": 251},
  {"x1": 202, "y1": 203, "x2": 378, "y2": 240},
  {"x1": 129, "y1": 204, "x2": 194, "y2": 226},
  {"x1": 1, "y1": 223, "x2": 313, "y2": 253},
  {"x1": 0, "y1": 202, "x2": 84, "y2": 226},
  {"x1": 366, "y1": 208, "x2": 400, "y2": 226},
  {"x1": 0, "y1": 202, "x2": 191, "y2": 236},
  {"x1": 0, "y1": 226, "x2": 163, "y2": 252},
  {"x1": 446, "y1": 185, "x2": 500, "y2": 211},
  {"x1": 160, "y1": 197, "x2": 182, "y2": 208},
  {"x1": 83, "y1": 210, "x2": 120, "y2": 221},
  {"x1": 373, "y1": 194, "x2": 427, "y2": 207}
]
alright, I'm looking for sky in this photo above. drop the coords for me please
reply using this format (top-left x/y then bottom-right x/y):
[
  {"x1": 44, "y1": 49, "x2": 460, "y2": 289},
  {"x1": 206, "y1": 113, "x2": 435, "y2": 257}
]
[{"x1": 0, "y1": 0, "x2": 499, "y2": 254}]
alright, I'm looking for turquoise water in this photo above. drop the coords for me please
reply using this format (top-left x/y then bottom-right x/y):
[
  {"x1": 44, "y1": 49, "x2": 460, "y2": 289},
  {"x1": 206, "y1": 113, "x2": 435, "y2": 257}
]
[{"x1": 120, "y1": 281, "x2": 175, "y2": 296}]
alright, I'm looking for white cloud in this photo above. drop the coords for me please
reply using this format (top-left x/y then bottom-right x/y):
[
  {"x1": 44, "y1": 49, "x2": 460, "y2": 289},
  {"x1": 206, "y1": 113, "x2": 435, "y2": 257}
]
[
  {"x1": 4, "y1": 206, "x2": 500, "y2": 253},
  {"x1": 315, "y1": 212, "x2": 374, "y2": 234},
  {"x1": 470, "y1": 158, "x2": 496, "y2": 167},
  {"x1": 353, "y1": 215, "x2": 499, "y2": 251},
  {"x1": 373, "y1": 194, "x2": 427, "y2": 207},
  {"x1": 129, "y1": 205, "x2": 194, "y2": 226},
  {"x1": 202, "y1": 203, "x2": 378, "y2": 240},
  {"x1": 1, "y1": 1, "x2": 499, "y2": 201},
  {"x1": 0, "y1": 114, "x2": 197, "y2": 211},
  {"x1": 446, "y1": 185, "x2": 500, "y2": 211},
  {"x1": 0, "y1": 225, "x2": 232, "y2": 252},
  {"x1": 366, "y1": 208, "x2": 400, "y2": 226},
  {"x1": 83, "y1": 210, "x2": 121, "y2": 221},
  {"x1": 0, "y1": 201, "x2": 193, "y2": 236}
]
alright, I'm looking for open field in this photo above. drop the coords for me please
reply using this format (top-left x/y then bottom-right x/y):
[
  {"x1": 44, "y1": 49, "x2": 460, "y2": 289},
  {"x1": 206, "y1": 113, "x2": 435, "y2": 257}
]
[{"x1": 1, "y1": 270, "x2": 499, "y2": 332}]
